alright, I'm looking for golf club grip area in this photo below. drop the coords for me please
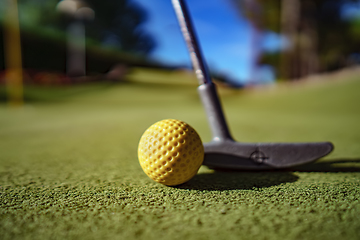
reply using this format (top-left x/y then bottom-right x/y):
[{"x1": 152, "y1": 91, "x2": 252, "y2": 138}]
[{"x1": 172, "y1": 0, "x2": 212, "y2": 85}]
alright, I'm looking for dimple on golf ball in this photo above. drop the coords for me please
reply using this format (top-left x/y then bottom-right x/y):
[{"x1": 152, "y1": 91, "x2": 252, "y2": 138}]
[{"x1": 138, "y1": 119, "x2": 204, "y2": 186}]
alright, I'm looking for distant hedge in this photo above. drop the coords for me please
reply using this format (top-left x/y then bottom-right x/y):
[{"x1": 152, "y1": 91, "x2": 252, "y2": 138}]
[{"x1": 0, "y1": 25, "x2": 164, "y2": 75}]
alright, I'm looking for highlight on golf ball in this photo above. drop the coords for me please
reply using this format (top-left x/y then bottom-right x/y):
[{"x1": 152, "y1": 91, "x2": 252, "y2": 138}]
[{"x1": 138, "y1": 119, "x2": 204, "y2": 186}]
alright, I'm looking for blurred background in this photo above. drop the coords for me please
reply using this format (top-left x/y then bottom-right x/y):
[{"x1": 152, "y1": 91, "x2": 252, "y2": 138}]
[{"x1": 1, "y1": 0, "x2": 360, "y2": 103}]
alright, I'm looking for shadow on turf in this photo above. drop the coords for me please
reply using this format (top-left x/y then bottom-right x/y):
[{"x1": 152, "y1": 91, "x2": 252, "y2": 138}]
[
  {"x1": 289, "y1": 158, "x2": 360, "y2": 172},
  {"x1": 177, "y1": 159, "x2": 360, "y2": 191},
  {"x1": 178, "y1": 170, "x2": 299, "y2": 191}
]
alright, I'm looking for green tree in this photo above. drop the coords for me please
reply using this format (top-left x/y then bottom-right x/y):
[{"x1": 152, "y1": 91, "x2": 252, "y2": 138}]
[
  {"x1": 84, "y1": 0, "x2": 156, "y2": 54},
  {"x1": 1, "y1": 0, "x2": 156, "y2": 54},
  {"x1": 232, "y1": 0, "x2": 360, "y2": 80}
]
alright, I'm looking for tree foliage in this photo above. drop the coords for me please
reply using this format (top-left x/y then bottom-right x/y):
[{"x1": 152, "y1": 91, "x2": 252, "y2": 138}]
[
  {"x1": 84, "y1": 0, "x2": 156, "y2": 54},
  {"x1": 232, "y1": 0, "x2": 360, "y2": 80},
  {"x1": 3, "y1": 0, "x2": 156, "y2": 55},
  {"x1": 0, "y1": 0, "x2": 157, "y2": 73}
]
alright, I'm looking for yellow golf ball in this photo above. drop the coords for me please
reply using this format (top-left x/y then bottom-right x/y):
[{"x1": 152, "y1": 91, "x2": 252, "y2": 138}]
[{"x1": 138, "y1": 119, "x2": 204, "y2": 186}]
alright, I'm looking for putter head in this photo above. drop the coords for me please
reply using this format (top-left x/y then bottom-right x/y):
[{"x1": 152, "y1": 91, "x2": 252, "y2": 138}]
[
  {"x1": 172, "y1": 0, "x2": 335, "y2": 170},
  {"x1": 198, "y1": 83, "x2": 334, "y2": 170},
  {"x1": 203, "y1": 140, "x2": 334, "y2": 170}
]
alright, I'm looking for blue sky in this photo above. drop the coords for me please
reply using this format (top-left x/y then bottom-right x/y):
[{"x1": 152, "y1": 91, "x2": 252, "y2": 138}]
[
  {"x1": 132, "y1": 0, "x2": 260, "y2": 84},
  {"x1": 131, "y1": 0, "x2": 360, "y2": 84}
]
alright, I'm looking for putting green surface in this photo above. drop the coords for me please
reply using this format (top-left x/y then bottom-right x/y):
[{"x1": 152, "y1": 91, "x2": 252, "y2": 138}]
[{"x1": 1, "y1": 69, "x2": 360, "y2": 240}]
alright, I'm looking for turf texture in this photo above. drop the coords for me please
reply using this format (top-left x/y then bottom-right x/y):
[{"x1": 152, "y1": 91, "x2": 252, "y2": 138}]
[{"x1": 0, "y1": 69, "x2": 360, "y2": 240}]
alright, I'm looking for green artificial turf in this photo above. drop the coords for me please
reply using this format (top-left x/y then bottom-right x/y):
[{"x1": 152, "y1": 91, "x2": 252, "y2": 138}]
[{"x1": 1, "y1": 69, "x2": 360, "y2": 240}]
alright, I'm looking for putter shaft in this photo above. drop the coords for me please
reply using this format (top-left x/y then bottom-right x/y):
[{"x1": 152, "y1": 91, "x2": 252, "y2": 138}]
[
  {"x1": 172, "y1": 0, "x2": 334, "y2": 169},
  {"x1": 172, "y1": 0, "x2": 211, "y2": 85},
  {"x1": 172, "y1": 0, "x2": 232, "y2": 141}
]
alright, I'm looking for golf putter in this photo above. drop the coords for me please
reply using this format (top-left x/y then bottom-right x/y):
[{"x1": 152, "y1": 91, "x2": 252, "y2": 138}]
[{"x1": 172, "y1": 0, "x2": 334, "y2": 170}]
